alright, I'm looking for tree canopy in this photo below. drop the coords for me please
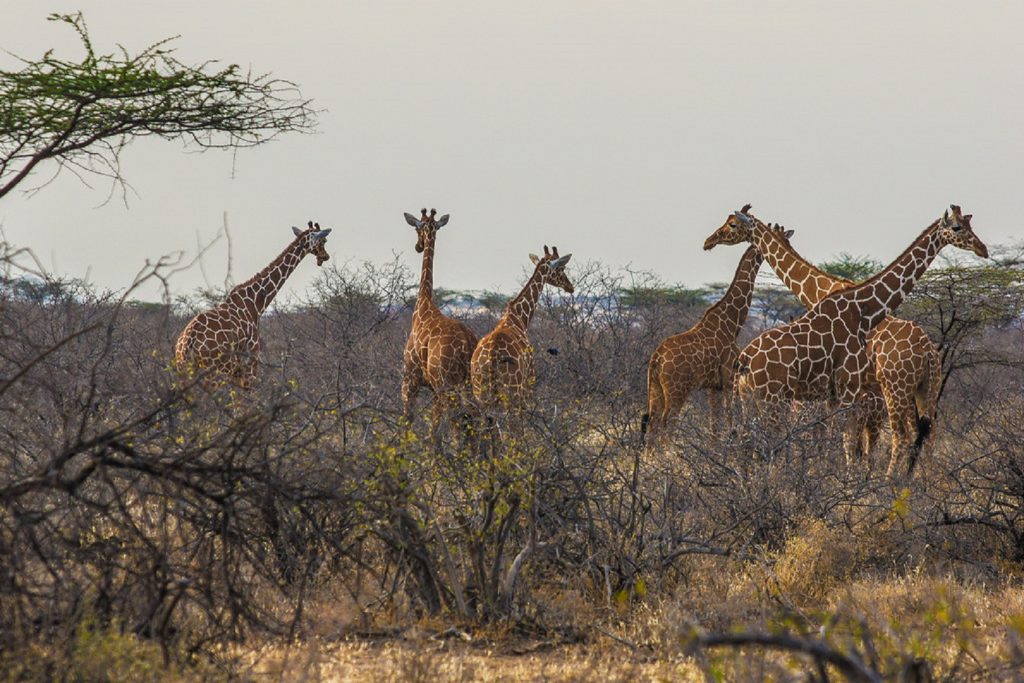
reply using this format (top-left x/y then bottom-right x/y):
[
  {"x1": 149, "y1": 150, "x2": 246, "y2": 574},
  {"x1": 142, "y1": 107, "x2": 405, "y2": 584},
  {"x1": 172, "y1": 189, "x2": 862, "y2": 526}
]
[
  {"x1": 902, "y1": 245, "x2": 1024, "y2": 399},
  {"x1": 818, "y1": 252, "x2": 884, "y2": 282},
  {"x1": 0, "y1": 13, "x2": 318, "y2": 201}
]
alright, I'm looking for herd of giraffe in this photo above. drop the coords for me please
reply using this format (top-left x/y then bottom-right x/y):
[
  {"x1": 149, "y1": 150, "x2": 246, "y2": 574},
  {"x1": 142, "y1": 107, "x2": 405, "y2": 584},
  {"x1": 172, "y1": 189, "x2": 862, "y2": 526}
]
[{"x1": 175, "y1": 203, "x2": 988, "y2": 477}]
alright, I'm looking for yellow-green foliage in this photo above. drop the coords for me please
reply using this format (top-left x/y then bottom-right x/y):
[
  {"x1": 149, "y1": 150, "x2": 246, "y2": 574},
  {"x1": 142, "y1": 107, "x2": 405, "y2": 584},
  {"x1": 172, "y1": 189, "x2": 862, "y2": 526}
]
[{"x1": 1, "y1": 620, "x2": 189, "y2": 683}]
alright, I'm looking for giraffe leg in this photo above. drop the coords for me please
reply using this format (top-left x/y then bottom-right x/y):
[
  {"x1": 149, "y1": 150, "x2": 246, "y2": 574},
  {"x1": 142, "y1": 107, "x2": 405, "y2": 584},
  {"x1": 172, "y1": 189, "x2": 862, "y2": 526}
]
[
  {"x1": 841, "y1": 408, "x2": 864, "y2": 470},
  {"x1": 752, "y1": 396, "x2": 785, "y2": 462},
  {"x1": 643, "y1": 360, "x2": 666, "y2": 447},
  {"x1": 834, "y1": 349, "x2": 874, "y2": 471},
  {"x1": 707, "y1": 388, "x2": 723, "y2": 436},
  {"x1": 733, "y1": 373, "x2": 757, "y2": 447},
  {"x1": 880, "y1": 382, "x2": 913, "y2": 477},
  {"x1": 853, "y1": 393, "x2": 882, "y2": 475},
  {"x1": 862, "y1": 411, "x2": 882, "y2": 474},
  {"x1": 889, "y1": 411, "x2": 918, "y2": 478},
  {"x1": 401, "y1": 364, "x2": 424, "y2": 425},
  {"x1": 239, "y1": 335, "x2": 261, "y2": 389},
  {"x1": 658, "y1": 388, "x2": 690, "y2": 446},
  {"x1": 429, "y1": 393, "x2": 451, "y2": 449},
  {"x1": 716, "y1": 347, "x2": 738, "y2": 437}
]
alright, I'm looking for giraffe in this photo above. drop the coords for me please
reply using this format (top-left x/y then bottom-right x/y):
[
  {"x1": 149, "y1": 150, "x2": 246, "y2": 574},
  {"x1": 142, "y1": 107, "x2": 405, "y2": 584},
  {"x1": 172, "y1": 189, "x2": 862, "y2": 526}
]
[
  {"x1": 470, "y1": 245, "x2": 574, "y2": 407},
  {"x1": 402, "y1": 208, "x2": 479, "y2": 437},
  {"x1": 703, "y1": 204, "x2": 942, "y2": 475},
  {"x1": 641, "y1": 236, "x2": 781, "y2": 445},
  {"x1": 175, "y1": 220, "x2": 332, "y2": 386},
  {"x1": 729, "y1": 205, "x2": 986, "y2": 471}
]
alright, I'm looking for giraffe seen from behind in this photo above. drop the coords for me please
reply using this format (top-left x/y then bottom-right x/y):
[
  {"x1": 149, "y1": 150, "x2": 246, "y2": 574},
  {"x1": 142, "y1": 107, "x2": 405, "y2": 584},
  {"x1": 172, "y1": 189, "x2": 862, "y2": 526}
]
[
  {"x1": 641, "y1": 236, "x2": 779, "y2": 446},
  {"x1": 732, "y1": 205, "x2": 987, "y2": 470},
  {"x1": 471, "y1": 245, "x2": 574, "y2": 408},
  {"x1": 704, "y1": 204, "x2": 942, "y2": 475},
  {"x1": 175, "y1": 220, "x2": 332, "y2": 387},
  {"x1": 402, "y1": 208, "x2": 479, "y2": 437}
]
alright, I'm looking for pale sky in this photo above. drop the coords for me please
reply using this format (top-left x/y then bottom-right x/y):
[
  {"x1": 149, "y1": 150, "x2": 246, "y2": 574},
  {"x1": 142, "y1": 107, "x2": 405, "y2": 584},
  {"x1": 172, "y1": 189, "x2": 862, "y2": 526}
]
[{"x1": 2, "y1": 1, "x2": 1021, "y2": 302}]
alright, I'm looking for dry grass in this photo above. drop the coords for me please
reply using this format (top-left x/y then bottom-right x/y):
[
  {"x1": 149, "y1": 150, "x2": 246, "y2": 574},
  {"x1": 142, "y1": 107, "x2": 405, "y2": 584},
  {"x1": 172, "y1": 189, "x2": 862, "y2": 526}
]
[{"x1": 218, "y1": 564, "x2": 1024, "y2": 682}]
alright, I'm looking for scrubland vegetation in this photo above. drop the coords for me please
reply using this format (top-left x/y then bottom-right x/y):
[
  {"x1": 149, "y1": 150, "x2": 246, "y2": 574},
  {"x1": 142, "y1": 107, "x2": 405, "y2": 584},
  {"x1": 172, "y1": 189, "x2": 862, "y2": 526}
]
[{"x1": 2, "y1": 244, "x2": 1023, "y2": 681}]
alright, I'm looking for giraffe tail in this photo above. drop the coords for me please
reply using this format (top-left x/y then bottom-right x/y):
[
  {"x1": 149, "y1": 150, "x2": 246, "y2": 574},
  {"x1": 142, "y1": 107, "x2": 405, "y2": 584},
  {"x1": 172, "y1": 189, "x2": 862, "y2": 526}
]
[{"x1": 641, "y1": 352, "x2": 663, "y2": 446}]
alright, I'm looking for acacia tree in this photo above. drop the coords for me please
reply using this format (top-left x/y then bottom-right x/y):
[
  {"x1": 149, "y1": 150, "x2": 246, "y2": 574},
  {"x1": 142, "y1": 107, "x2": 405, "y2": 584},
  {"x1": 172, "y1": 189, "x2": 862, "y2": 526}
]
[
  {"x1": 0, "y1": 12, "x2": 317, "y2": 201},
  {"x1": 901, "y1": 247, "x2": 1024, "y2": 399},
  {"x1": 818, "y1": 253, "x2": 884, "y2": 282}
]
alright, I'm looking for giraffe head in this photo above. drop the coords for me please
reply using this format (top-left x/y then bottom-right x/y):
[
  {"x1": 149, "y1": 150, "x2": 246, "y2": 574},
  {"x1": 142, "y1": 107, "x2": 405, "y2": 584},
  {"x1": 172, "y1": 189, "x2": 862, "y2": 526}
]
[
  {"x1": 936, "y1": 205, "x2": 988, "y2": 258},
  {"x1": 703, "y1": 203, "x2": 760, "y2": 250},
  {"x1": 405, "y1": 208, "x2": 450, "y2": 253},
  {"x1": 528, "y1": 245, "x2": 575, "y2": 294},
  {"x1": 704, "y1": 205, "x2": 793, "y2": 250},
  {"x1": 291, "y1": 220, "x2": 332, "y2": 265}
]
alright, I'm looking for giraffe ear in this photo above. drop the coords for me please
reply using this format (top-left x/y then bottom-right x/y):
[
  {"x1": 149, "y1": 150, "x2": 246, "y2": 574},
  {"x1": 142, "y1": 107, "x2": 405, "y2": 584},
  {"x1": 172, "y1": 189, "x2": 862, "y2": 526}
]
[
  {"x1": 783, "y1": 229, "x2": 794, "y2": 239},
  {"x1": 550, "y1": 254, "x2": 572, "y2": 269},
  {"x1": 404, "y1": 213, "x2": 422, "y2": 228},
  {"x1": 529, "y1": 253, "x2": 541, "y2": 265},
  {"x1": 436, "y1": 214, "x2": 450, "y2": 228},
  {"x1": 292, "y1": 226, "x2": 303, "y2": 237},
  {"x1": 312, "y1": 229, "x2": 332, "y2": 242}
]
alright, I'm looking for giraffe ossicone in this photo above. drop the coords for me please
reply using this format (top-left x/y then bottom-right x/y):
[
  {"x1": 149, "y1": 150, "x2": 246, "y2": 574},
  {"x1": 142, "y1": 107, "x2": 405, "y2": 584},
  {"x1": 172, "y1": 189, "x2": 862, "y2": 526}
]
[{"x1": 175, "y1": 220, "x2": 333, "y2": 387}]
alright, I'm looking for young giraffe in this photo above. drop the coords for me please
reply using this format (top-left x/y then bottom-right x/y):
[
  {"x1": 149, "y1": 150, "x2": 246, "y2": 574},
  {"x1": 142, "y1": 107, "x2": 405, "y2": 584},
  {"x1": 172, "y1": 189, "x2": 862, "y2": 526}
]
[
  {"x1": 732, "y1": 205, "x2": 986, "y2": 471},
  {"x1": 175, "y1": 221, "x2": 332, "y2": 386},
  {"x1": 402, "y1": 208, "x2": 479, "y2": 435},
  {"x1": 641, "y1": 236, "x2": 782, "y2": 445},
  {"x1": 470, "y1": 246, "x2": 574, "y2": 407},
  {"x1": 704, "y1": 204, "x2": 942, "y2": 474}
]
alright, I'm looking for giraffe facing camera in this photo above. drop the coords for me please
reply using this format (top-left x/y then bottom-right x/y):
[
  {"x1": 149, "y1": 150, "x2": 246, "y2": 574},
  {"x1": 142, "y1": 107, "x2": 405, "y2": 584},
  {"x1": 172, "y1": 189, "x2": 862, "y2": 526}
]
[
  {"x1": 401, "y1": 208, "x2": 479, "y2": 443},
  {"x1": 291, "y1": 220, "x2": 332, "y2": 265}
]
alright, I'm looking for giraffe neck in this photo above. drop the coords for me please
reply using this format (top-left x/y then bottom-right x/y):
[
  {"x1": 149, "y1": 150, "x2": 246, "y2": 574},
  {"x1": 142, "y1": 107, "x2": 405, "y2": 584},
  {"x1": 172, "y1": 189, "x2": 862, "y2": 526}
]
[
  {"x1": 753, "y1": 224, "x2": 852, "y2": 308},
  {"x1": 229, "y1": 236, "x2": 307, "y2": 316},
  {"x1": 415, "y1": 236, "x2": 439, "y2": 317},
  {"x1": 701, "y1": 245, "x2": 763, "y2": 338},
  {"x1": 848, "y1": 220, "x2": 943, "y2": 331},
  {"x1": 501, "y1": 267, "x2": 545, "y2": 333}
]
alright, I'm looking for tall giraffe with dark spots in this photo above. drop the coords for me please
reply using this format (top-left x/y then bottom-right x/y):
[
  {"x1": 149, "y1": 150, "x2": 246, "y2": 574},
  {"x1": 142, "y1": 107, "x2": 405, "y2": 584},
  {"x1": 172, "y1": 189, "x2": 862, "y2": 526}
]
[
  {"x1": 175, "y1": 221, "x2": 332, "y2": 386},
  {"x1": 704, "y1": 204, "x2": 943, "y2": 474},
  {"x1": 729, "y1": 205, "x2": 986, "y2": 472}
]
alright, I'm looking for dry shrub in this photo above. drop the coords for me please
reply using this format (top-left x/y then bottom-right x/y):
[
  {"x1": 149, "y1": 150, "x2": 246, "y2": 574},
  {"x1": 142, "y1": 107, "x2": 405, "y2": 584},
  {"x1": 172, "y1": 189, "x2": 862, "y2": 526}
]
[
  {"x1": 833, "y1": 575, "x2": 1024, "y2": 679},
  {"x1": 2, "y1": 244, "x2": 1023, "y2": 679},
  {"x1": 768, "y1": 518, "x2": 866, "y2": 606}
]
